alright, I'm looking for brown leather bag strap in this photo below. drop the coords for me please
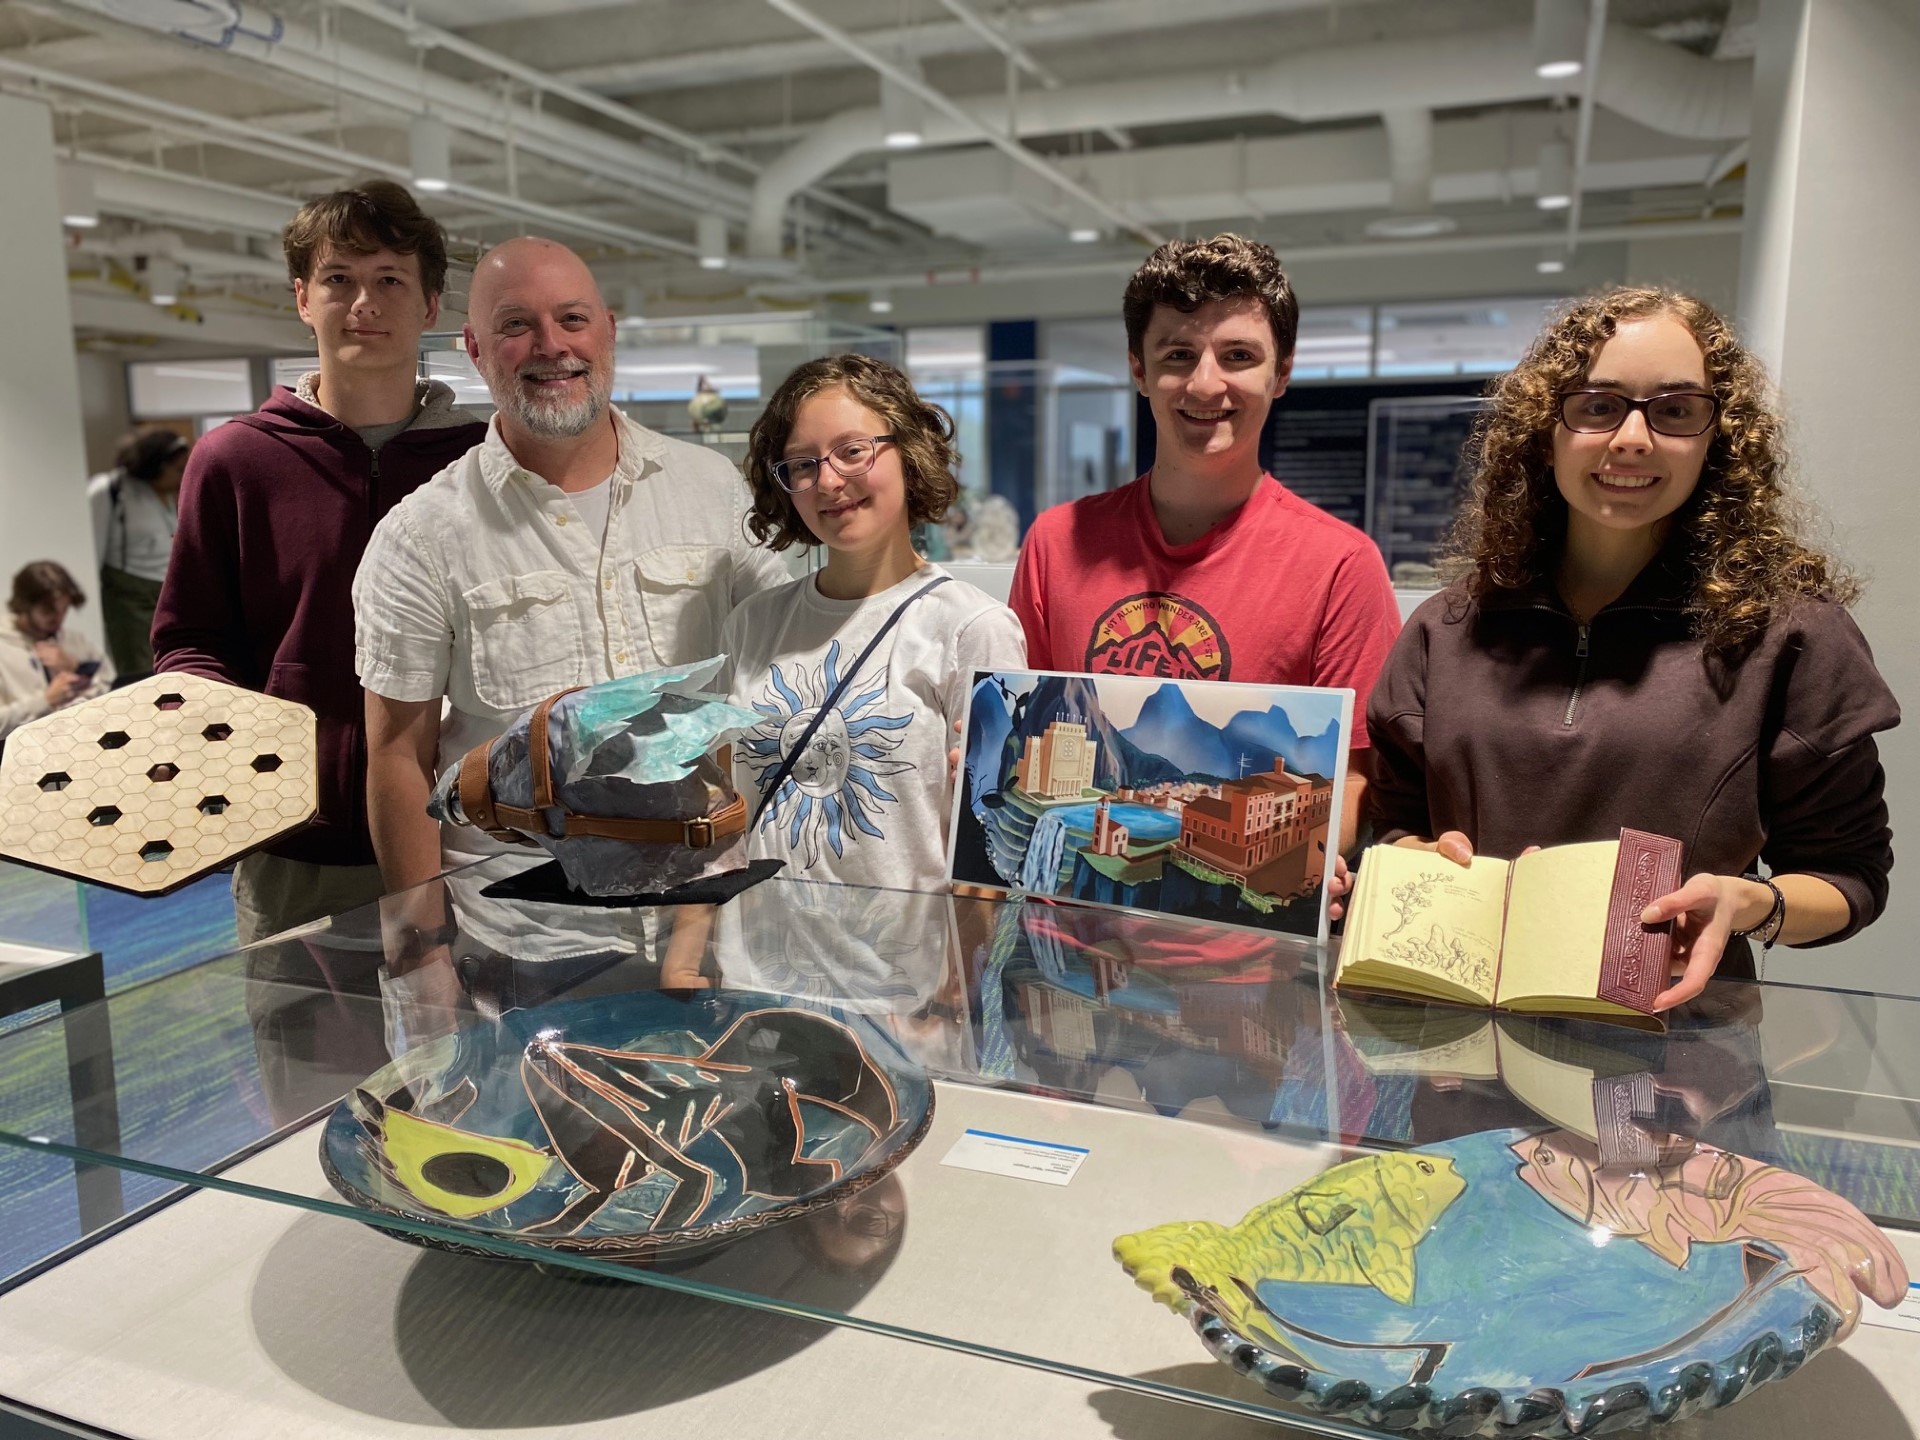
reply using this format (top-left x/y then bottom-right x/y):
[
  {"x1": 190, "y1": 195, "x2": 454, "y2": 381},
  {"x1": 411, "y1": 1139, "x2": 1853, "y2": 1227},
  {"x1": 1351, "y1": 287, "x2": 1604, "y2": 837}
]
[
  {"x1": 457, "y1": 740, "x2": 523, "y2": 844},
  {"x1": 527, "y1": 686, "x2": 586, "y2": 811},
  {"x1": 455, "y1": 688, "x2": 744, "y2": 850}
]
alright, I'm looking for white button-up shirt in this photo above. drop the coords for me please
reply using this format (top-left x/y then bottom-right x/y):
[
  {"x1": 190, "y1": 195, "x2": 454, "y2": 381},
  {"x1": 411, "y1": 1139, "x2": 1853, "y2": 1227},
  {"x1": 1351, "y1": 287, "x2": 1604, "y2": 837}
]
[{"x1": 353, "y1": 408, "x2": 790, "y2": 863}]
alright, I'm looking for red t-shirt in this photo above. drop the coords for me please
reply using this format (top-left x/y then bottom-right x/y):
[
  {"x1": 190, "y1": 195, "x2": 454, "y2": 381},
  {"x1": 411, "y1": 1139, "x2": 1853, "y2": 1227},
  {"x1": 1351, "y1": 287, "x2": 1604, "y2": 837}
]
[{"x1": 1008, "y1": 473, "x2": 1400, "y2": 746}]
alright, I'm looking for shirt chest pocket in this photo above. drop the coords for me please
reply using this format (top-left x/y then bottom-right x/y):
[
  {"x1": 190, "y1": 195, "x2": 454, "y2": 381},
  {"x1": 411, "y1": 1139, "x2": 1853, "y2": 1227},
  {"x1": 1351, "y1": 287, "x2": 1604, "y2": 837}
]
[
  {"x1": 461, "y1": 570, "x2": 585, "y2": 712},
  {"x1": 634, "y1": 544, "x2": 724, "y2": 663}
]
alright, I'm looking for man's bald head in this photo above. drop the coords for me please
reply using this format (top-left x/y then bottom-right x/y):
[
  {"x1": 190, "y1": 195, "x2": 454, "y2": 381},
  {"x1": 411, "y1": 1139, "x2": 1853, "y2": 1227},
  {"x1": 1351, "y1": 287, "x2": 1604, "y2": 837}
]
[
  {"x1": 465, "y1": 236, "x2": 616, "y2": 442},
  {"x1": 467, "y1": 236, "x2": 604, "y2": 322}
]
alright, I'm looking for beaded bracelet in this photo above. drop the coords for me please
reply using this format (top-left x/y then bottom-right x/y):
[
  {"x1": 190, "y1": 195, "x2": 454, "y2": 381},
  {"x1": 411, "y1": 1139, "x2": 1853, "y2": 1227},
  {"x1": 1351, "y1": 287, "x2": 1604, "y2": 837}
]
[{"x1": 1733, "y1": 874, "x2": 1787, "y2": 950}]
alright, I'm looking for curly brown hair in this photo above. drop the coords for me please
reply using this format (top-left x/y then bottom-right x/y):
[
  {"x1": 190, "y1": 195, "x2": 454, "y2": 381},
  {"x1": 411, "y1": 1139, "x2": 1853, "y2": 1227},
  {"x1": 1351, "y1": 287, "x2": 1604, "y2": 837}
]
[
  {"x1": 744, "y1": 353, "x2": 960, "y2": 552},
  {"x1": 1445, "y1": 285, "x2": 1853, "y2": 655},
  {"x1": 1123, "y1": 233, "x2": 1299, "y2": 361}
]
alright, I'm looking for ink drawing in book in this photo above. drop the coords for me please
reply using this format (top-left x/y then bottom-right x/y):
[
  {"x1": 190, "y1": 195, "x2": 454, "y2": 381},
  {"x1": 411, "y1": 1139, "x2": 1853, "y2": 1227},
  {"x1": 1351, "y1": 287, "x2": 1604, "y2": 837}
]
[
  {"x1": 1335, "y1": 830, "x2": 1684, "y2": 1029},
  {"x1": 948, "y1": 669, "x2": 1353, "y2": 943}
]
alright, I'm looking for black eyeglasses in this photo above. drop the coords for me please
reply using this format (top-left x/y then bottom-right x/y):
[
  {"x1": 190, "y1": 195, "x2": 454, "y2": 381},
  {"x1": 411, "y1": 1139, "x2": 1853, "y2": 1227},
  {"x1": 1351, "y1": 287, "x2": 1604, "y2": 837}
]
[
  {"x1": 1558, "y1": 390, "x2": 1720, "y2": 438},
  {"x1": 769, "y1": 435, "x2": 896, "y2": 494}
]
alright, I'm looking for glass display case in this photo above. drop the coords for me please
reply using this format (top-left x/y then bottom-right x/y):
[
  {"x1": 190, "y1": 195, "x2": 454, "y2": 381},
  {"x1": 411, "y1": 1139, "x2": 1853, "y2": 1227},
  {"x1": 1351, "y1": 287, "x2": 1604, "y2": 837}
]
[{"x1": 0, "y1": 857, "x2": 1917, "y2": 1436}]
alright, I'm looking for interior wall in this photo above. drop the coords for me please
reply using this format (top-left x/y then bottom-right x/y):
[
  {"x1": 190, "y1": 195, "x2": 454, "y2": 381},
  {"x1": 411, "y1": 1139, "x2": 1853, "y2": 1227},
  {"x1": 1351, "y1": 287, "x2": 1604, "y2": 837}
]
[
  {"x1": 75, "y1": 352, "x2": 133, "y2": 477},
  {"x1": 1739, "y1": 0, "x2": 1920, "y2": 997},
  {"x1": 0, "y1": 95, "x2": 100, "y2": 647}
]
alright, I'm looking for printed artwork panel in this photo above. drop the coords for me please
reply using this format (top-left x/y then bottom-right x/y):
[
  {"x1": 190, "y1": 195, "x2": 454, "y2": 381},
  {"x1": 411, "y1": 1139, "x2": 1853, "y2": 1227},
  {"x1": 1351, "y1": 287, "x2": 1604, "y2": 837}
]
[{"x1": 948, "y1": 669, "x2": 1353, "y2": 944}]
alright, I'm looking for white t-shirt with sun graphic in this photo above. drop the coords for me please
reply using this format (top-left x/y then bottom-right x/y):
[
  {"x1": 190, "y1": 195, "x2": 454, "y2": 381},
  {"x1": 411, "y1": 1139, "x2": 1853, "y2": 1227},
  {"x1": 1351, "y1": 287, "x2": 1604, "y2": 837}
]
[{"x1": 714, "y1": 563, "x2": 1027, "y2": 892}]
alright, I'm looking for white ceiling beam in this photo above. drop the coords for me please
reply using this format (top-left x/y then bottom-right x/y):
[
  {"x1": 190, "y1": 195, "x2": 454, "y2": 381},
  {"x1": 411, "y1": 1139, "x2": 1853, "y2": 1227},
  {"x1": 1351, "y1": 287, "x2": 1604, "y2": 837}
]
[{"x1": 66, "y1": 287, "x2": 311, "y2": 350}]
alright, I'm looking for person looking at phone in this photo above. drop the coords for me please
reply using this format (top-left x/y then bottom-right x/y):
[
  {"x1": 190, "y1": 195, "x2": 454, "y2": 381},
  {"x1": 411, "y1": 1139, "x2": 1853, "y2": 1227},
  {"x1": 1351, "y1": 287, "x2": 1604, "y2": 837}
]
[{"x1": 0, "y1": 561, "x2": 113, "y2": 743}]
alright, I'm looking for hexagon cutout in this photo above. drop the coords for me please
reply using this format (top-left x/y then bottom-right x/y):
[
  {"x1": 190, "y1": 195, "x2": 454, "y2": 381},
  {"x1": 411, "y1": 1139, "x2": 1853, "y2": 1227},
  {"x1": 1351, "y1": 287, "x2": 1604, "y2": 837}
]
[{"x1": 0, "y1": 673, "x2": 318, "y2": 896}]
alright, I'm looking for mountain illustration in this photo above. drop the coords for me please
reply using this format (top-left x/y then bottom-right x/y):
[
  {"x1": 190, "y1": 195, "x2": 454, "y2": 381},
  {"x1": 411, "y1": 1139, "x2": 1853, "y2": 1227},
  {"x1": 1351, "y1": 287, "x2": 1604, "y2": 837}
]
[
  {"x1": 1221, "y1": 704, "x2": 1342, "y2": 780},
  {"x1": 1121, "y1": 684, "x2": 1235, "y2": 779},
  {"x1": 964, "y1": 675, "x2": 1014, "y2": 809},
  {"x1": 1087, "y1": 625, "x2": 1213, "y2": 679},
  {"x1": 1013, "y1": 675, "x2": 1182, "y2": 789}
]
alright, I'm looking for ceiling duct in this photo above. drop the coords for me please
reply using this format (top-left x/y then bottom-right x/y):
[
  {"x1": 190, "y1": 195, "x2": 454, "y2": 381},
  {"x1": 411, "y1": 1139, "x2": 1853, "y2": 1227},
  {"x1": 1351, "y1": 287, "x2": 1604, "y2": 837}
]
[{"x1": 751, "y1": 21, "x2": 1751, "y2": 256}]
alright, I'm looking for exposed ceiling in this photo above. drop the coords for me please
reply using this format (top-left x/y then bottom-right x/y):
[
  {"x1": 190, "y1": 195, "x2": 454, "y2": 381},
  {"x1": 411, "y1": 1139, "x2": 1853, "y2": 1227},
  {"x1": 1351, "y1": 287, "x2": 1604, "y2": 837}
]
[{"x1": 0, "y1": 0, "x2": 1751, "y2": 351}]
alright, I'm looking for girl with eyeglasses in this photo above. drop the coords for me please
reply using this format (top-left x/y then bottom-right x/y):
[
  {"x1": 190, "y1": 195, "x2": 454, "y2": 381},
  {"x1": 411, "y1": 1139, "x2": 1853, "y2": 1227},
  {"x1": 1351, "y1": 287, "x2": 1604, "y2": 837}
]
[
  {"x1": 1349, "y1": 286, "x2": 1897, "y2": 1010},
  {"x1": 712, "y1": 353, "x2": 1025, "y2": 893}
]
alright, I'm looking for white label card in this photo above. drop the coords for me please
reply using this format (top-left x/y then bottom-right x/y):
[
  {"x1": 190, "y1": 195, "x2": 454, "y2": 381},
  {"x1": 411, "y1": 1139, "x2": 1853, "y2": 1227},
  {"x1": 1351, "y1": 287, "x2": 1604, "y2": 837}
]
[
  {"x1": 940, "y1": 1127, "x2": 1089, "y2": 1186},
  {"x1": 1862, "y1": 1282, "x2": 1920, "y2": 1334}
]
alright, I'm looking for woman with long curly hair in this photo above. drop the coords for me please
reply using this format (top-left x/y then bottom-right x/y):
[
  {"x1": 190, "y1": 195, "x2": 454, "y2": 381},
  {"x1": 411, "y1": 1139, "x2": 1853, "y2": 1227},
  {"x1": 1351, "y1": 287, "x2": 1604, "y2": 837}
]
[{"x1": 1359, "y1": 286, "x2": 1897, "y2": 1008}]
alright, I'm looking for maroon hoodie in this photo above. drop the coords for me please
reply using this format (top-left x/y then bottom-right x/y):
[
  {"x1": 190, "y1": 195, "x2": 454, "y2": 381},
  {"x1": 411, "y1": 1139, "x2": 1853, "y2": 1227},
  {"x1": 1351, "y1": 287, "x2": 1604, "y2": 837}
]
[{"x1": 153, "y1": 380, "x2": 487, "y2": 867}]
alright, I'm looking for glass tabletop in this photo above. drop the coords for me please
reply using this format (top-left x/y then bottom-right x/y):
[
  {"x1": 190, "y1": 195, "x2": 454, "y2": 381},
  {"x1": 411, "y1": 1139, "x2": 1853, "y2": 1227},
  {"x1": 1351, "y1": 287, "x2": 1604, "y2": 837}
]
[{"x1": 0, "y1": 854, "x2": 1916, "y2": 1436}]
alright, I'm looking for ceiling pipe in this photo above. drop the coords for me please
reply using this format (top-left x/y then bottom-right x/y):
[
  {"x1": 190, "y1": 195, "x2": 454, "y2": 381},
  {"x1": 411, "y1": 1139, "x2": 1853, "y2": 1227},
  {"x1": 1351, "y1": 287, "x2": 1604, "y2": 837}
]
[
  {"x1": 318, "y1": 0, "x2": 901, "y2": 239},
  {"x1": 1382, "y1": 107, "x2": 1434, "y2": 216},
  {"x1": 0, "y1": 58, "x2": 703, "y2": 258},
  {"x1": 754, "y1": 217, "x2": 1745, "y2": 296},
  {"x1": 564, "y1": 0, "x2": 1394, "y2": 96},
  {"x1": 1564, "y1": 0, "x2": 1609, "y2": 253},
  {"x1": 38, "y1": 0, "x2": 750, "y2": 223},
  {"x1": 930, "y1": 0, "x2": 1132, "y2": 150},
  {"x1": 747, "y1": 21, "x2": 1751, "y2": 257},
  {"x1": 759, "y1": 0, "x2": 1162, "y2": 250}
]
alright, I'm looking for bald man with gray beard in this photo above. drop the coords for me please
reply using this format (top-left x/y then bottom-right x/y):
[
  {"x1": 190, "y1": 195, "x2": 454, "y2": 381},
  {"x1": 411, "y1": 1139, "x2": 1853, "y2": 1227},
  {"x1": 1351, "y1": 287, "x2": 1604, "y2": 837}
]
[{"x1": 353, "y1": 236, "x2": 789, "y2": 898}]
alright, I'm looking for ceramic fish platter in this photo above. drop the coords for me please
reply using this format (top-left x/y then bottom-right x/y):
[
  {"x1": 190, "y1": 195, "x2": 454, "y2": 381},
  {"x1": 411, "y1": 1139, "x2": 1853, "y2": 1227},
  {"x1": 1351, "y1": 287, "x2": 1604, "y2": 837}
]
[
  {"x1": 1115, "y1": 1128, "x2": 1906, "y2": 1436},
  {"x1": 322, "y1": 990, "x2": 933, "y2": 1260}
]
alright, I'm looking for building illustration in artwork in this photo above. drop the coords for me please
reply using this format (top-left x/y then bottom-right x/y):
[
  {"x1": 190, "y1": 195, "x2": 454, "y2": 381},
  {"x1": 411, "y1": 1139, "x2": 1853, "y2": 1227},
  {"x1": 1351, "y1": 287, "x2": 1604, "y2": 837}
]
[
  {"x1": 1177, "y1": 762, "x2": 1334, "y2": 893},
  {"x1": 954, "y1": 670, "x2": 1350, "y2": 940},
  {"x1": 1016, "y1": 719, "x2": 1098, "y2": 800}
]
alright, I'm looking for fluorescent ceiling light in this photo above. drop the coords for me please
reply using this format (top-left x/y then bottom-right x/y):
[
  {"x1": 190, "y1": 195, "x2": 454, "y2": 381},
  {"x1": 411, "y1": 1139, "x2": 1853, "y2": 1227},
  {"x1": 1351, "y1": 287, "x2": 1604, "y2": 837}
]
[
  {"x1": 1536, "y1": 140, "x2": 1573, "y2": 210},
  {"x1": 869, "y1": 290, "x2": 894, "y2": 314},
  {"x1": 1364, "y1": 213, "x2": 1459, "y2": 239},
  {"x1": 697, "y1": 213, "x2": 728, "y2": 270},
  {"x1": 59, "y1": 167, "x2": 99, "y2": 229},
  {"x1": 409, "y1": 113, "x2": 451, "y2": 193},
  {"x1": 1537, "y1": 256, "x2": 1567, "y2": 275},
  {"x1": 1532, "y1": 0, "x2": 1585, "y2": 79},
  {"x1": 1068, "y1": 227, "x2": 1100, "y2": 244}
]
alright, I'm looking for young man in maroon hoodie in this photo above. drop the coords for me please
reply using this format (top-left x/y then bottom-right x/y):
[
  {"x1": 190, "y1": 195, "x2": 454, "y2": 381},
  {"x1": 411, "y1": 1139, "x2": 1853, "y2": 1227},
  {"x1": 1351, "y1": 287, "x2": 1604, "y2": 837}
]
[{"x1": 153, "y1": 181, "x2": 487, "y2": 945}]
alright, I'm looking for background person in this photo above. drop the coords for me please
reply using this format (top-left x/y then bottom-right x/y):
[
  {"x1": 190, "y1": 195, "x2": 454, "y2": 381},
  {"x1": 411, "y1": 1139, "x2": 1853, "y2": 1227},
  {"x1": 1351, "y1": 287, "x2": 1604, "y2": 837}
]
[
  {"x1": 153, "y1": 180, "x2": 486, "y2": 946},
  {"x1": 87, "y1": 426, "x2": 189, "y2": 679},
  {"x1": 0, "y1": 561, "x2": 113, "y2": 743},
  {"x1": 1361, "y1": 286, "x2": 1898, "y2": 1010}
]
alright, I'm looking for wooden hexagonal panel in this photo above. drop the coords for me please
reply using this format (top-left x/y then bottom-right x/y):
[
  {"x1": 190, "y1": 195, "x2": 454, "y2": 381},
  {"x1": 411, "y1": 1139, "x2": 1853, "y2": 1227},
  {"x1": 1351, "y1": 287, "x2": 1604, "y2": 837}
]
[{"x1": 0, "y1": 674, "x2": 317, "y2": 896}]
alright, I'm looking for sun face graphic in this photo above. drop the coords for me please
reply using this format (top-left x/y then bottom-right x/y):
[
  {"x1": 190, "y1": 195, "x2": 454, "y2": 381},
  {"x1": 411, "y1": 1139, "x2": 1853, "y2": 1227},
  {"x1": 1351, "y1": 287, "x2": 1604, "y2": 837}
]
[{"x1": 742, "y1": 639, "x2": 914, "y2": 866}]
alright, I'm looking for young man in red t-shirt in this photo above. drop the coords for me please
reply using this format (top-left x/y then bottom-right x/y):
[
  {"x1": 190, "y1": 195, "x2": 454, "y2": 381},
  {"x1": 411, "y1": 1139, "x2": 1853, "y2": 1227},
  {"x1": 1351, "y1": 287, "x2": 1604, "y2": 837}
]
[{"x1": 1008, "y1": 233, "x2": 1400, "y2": 847}]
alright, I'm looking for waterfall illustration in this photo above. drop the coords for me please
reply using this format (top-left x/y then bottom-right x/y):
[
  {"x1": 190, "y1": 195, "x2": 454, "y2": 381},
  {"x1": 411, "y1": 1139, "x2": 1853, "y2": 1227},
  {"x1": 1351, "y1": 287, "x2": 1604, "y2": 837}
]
[{"x1": 1018, "y1": 810, "x2": 1072, "y2": 894}]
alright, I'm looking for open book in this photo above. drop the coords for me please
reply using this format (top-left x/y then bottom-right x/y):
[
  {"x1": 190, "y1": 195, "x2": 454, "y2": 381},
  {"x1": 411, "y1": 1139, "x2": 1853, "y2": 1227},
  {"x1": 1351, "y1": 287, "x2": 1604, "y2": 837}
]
[
  {"x1": 1337, "y1": 997, "x2": 1661, "y2": 1162},
  {"x1": 1336, "y1": 830, "x2": 1683, "y2": 1027}
]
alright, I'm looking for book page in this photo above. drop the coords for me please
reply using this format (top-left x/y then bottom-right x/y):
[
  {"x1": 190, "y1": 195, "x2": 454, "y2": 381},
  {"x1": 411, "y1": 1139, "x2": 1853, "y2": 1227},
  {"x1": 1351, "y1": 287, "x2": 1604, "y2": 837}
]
[
  {"x1": 1340, "y1": 844, "x2": 1509, "y2": 1005},
  {"x1": 1493, "y1": 1018, "x2": 1643, "y2": 1138},
  {"x1": 1341, "y1": 1000, "x2": 1497, "y2": 1078},
  {"x1": 1496, "y1": 840, "x2": 1618, "y2": 1007}
]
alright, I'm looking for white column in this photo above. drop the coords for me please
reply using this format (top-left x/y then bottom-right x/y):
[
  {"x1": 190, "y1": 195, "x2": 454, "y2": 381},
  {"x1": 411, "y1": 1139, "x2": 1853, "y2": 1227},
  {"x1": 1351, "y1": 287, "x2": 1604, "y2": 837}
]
[
  {"x1": 1740, "y1": 0, "x2": 1920, "y2": 994},
  {"x1": 0, "y1": 94, "x2": 98, "y2": 645}
]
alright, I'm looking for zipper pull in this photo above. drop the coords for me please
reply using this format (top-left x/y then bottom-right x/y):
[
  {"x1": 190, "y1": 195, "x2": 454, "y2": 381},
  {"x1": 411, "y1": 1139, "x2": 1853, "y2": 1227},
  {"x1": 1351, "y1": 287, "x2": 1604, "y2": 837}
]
[{"x1": 1575, "y1": 623, "x2": 1590, "y2": 659}]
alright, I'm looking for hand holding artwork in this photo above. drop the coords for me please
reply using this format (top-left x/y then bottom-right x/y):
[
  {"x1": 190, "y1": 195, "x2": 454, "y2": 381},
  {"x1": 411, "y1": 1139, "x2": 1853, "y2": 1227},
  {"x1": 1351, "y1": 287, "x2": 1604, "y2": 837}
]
[{"x1": 1642, "y1": 872, "x2": 1777, "y2": 1011}]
